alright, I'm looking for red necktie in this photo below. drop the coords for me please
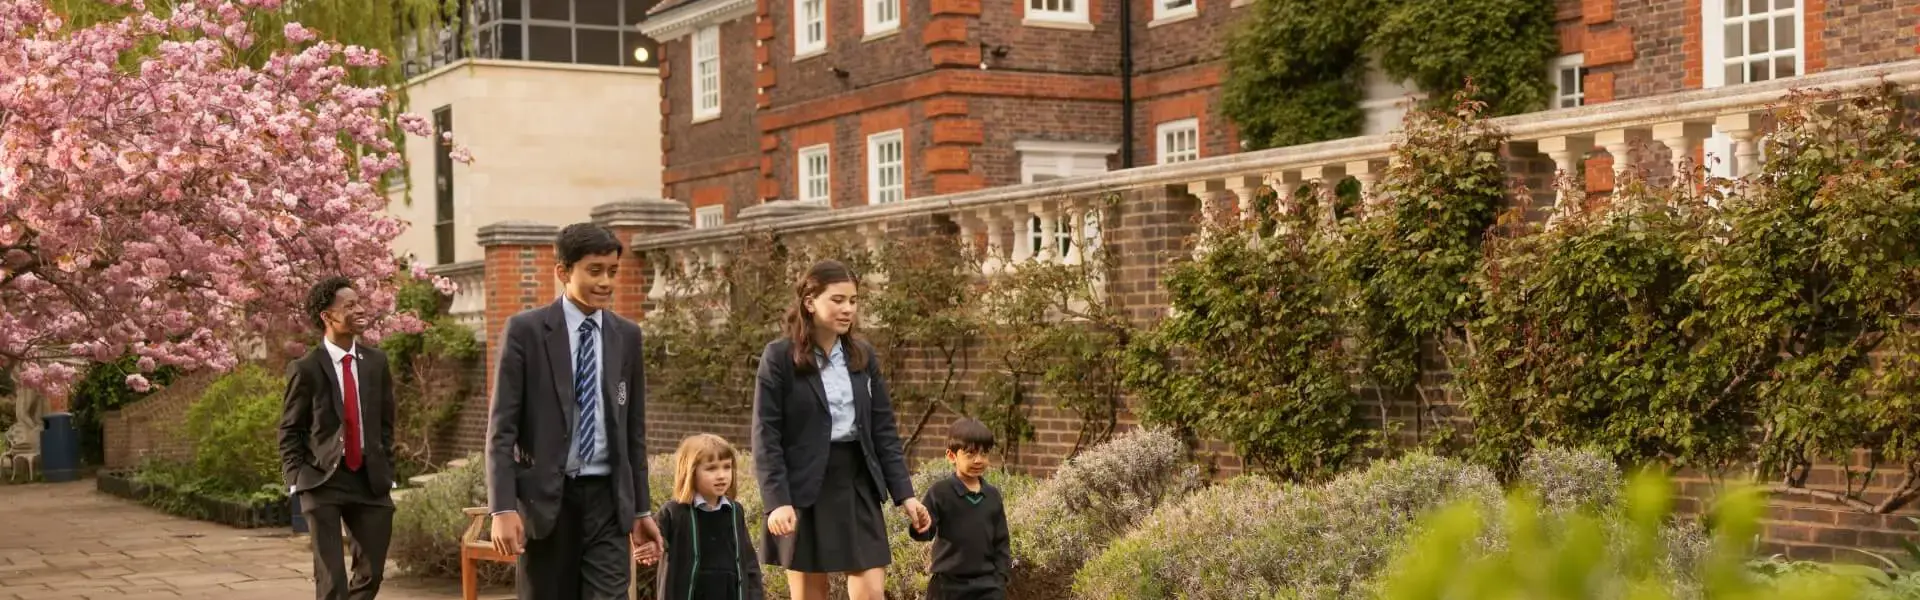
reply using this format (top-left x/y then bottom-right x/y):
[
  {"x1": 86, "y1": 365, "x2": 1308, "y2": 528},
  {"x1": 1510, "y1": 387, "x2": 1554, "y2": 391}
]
[{"x1": 341, "y1": 353, "x2": 363, "y2": 472}]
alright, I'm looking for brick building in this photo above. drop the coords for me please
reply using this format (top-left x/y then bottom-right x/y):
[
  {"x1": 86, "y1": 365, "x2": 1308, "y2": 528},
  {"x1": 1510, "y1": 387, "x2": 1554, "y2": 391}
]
[{"x1": 636, "y1": 0, "x2": 1917, "y2": 227}]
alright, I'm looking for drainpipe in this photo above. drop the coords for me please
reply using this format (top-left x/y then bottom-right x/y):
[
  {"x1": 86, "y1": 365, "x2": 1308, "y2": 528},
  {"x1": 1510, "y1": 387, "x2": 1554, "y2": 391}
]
[{"x1": 1119, "y1": 0, "x2": 1135, "y2": 168}]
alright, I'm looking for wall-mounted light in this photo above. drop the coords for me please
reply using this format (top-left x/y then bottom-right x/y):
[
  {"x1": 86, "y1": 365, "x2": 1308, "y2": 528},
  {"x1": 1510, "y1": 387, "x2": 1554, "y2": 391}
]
[
  {"x1": 830, "y1": 66, "x2": 850, "y2": 78},
  {"x1": 978, "y1": 43, "x2": 1010, "y2": 70},
  {"x1": 633, "y1": 47, "x2": 651, "y2": 63}
]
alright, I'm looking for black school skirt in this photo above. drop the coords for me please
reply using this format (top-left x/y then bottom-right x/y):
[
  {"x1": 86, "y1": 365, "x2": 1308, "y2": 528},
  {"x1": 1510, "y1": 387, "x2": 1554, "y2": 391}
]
[{"x1": 761, "y1": 442, "x2": 891, "y2": 573}]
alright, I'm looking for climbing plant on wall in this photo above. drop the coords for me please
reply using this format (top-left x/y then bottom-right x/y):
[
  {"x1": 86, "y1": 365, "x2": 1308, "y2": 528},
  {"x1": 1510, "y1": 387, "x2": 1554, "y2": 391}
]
[
  {"x1": 976, "y1": 205, "x2": 1133, "y2": 461},
  {"x1": 1224, "y1": 0, "x2": 1558, "y2": 150}
]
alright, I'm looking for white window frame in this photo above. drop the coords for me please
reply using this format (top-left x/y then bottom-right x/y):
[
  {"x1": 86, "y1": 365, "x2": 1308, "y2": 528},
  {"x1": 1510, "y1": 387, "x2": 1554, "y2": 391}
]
[
  {"x1": 865, "y1": 0, "x2": 899, "y2": 38},
  {"x1": 798, "y1": 144, "x2": 832, "y2": 205},
  {"x1": 1150, "y1": 0, "x2": 1196, "y2": 26},
  {"x1": 1703, "y1": 0, "x2": 1804, "y2": 89},
  {"x1": 1015, "y1": 140, "x2": 1116, "y2": 183},
  {"x1": 796, "y1": 0, "x2": 826, "y2": 56},
  {"x1": 694, "y1": 205, "x2": 726, "y2": 229},
  {"x1": 692, "y1": 26, "x2": 721, "y2": 121},
  {"x1": 1155, "y1": 119, "x2": 1200, "y2": 165},
  {"x1": 1024, "y1": 0, "x2": 1090, "y2": 28},
  {"x1": 866, "y1": 130, "x2": 905, "y2": 205},
  {"x1": 1702, "y1": 0, "x2": 1803, "y2": 178},
  {"x1": 1551, "y1": 53, "x2": 1585, "y2": 109}
]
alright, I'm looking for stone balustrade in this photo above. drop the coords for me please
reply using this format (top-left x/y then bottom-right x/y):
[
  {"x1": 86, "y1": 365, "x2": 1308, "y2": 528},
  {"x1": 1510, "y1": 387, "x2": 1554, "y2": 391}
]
[
  {"x1": 623, "y1": 59, "x2": 1920, "y2": 274},
  {"x1": 428, "y1": 260, "x2": 487, "y2": 341}
]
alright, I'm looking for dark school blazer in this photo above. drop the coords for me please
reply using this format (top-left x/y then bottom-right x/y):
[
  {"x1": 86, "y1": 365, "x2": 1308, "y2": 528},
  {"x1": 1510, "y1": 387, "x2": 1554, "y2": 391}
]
[
  {"x1": 653, "y1": 500, "x2": 765, "y2": 600},
  {"x1": 751, "y1": 337, "x2": 916, "y2": 512}
]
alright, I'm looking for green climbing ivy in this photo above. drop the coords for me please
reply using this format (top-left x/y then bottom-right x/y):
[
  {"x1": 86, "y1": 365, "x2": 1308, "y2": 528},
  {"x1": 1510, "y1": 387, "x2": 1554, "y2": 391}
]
[
  {"x1": 976, "y1": 204, "x2": 1132, "y2": 461},
  {"x1": 1224, "y1": 0, "x2": 1558, "y2": 150},
  {"x1": 1329, "y1": 90, "x2": 1511, "y2": 447},
  {"x1": 1122, "y1": 198, "x2": 1368, "y2": 480}
]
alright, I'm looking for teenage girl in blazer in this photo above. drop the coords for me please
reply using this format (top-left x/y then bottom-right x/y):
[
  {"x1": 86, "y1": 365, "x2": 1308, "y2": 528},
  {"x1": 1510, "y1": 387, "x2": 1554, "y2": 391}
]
[{"x1": 752, "y1": 259, "x2": 931, "y2": 600}]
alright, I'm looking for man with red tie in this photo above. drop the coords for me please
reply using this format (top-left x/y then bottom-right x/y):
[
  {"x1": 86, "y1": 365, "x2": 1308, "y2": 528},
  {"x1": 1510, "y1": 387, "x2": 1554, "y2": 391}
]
[{"x1": 280, "y1": 277, "x2": 398, "y2": 600}]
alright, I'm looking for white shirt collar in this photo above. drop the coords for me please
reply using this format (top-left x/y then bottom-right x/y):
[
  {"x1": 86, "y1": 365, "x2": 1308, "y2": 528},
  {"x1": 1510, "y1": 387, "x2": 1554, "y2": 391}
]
[
  {"x1": 561, "y1": 295, "x2": 601, "y2": 326},
  {"x1": 322, "y1": 338, "x2": 358, "y2": 364},
  {"x1": 693, "y1": 494, "x2": 732, "y2": 512}
]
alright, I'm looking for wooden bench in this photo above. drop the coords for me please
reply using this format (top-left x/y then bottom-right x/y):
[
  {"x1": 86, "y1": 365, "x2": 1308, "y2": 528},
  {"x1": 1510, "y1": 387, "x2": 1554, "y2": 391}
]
[
  {"x1": 459, "y1": 507, "x2": 513, "y2": 600},
  {"x1": 459, "y1": 506, "x2": 648, "y2": 600}
]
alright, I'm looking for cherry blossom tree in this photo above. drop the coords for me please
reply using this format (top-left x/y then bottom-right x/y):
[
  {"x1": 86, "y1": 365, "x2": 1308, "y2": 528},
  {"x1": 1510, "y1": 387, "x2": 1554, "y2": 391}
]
[{"x1": 0, "y1": 0, "x2": 467, "y2": 396}]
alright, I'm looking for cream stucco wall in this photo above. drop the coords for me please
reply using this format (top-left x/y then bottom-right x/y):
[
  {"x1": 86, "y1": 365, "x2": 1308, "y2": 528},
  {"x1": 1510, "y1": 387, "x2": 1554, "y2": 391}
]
[{"x1": 385, "y1": 59, "x2": 662, "y2": 265}]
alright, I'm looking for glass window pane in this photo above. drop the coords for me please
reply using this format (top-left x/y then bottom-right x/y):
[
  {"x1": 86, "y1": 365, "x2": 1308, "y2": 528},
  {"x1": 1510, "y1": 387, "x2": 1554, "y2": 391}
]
[
  {"x1": 1750, "y1": 19, "x2": 1769, "y2": 52},
  {"x1": 502, "y1": 0, "x2": 523, "y2": 19},
  {"x1": 1747, "y1": 0, "x2": 1765, "y2": 15},
  {"x1": 577, "y1": 0, "x2": 622, "y2": 24},
  {"x1": 1724, "y1": 62, "x2": 1743, "y2": 84},
  {"x1": 576, "y1": 28, "x2": 620, "y2": 65},
  {"x1": 528, "y1": 25, "x2": 572, "y2": 62},
  {"x1": 531, "y1": 0, "x2": 570, "y2": 20},
  {"x1": 1774, "y1": 15, "x2": 1795, "y2": 50},
  {"x1": 1749, "y1": 60, "x2": 1769, "y2": 83},
  {"x1": 1775, "y1": 56, "x2": 1795, "y2": 78},
  {"x1": 1559, "y1": 68, "x2": 1576, "y2": 92},
  {"x1": 1725, "y1": 0, "x2": 1741, "y2": 17},
  {"x1": 1724, "y1": 23, "x2": 1744, "y2": 58},
  {"x1": 1774, "y1": 0, "x2": 1792, "y2": 9},
  {"x1": 500, "y1": 23, "x2": 524, "y2": 59}
]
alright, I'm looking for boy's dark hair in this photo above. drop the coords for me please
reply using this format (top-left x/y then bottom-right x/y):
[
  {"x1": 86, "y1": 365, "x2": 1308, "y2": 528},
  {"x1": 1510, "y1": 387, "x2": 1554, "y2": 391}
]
[
  {"x1": 304, "y1": 277, "x2": 354, "y2": 332},
  {"x1": 947, "y1": 418, "x2": 996, "y2": 453},
  {"x1": 555, "y1": 223, "x2": 624, "y2": 270}
]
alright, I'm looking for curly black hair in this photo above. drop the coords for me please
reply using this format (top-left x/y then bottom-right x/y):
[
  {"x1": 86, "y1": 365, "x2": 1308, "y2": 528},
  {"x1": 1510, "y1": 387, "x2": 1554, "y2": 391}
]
[
  {"x1": 555, "y1": 223, "x2": 624, "y2": 270},
  {"x1": 305, "y1": 276, "x2": 355, "y2": 332}
]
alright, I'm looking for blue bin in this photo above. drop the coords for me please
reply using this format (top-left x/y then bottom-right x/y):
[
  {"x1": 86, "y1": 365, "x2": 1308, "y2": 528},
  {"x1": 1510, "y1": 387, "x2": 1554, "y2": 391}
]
[
  {"x1": 40, "y1": 412, "x2": 80, "y2": 482},
  {"x1": 290, "y1": 494, "x2": 309, "y2": 534}
]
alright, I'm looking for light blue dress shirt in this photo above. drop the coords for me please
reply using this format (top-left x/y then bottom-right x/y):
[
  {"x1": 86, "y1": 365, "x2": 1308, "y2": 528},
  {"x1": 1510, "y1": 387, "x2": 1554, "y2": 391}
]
[
  {"x1": 816, "y1": 340, "x2": 857, "y2": 442},
  {"x1": 563, "y1": 297, "x2": 611, "y2": 477}
]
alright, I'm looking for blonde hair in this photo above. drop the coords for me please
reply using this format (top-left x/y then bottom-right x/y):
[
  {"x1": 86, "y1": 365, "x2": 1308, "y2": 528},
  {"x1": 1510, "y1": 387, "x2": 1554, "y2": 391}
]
[{"x1": 671, "y1": 434, "x2": 738, "y2": 504}]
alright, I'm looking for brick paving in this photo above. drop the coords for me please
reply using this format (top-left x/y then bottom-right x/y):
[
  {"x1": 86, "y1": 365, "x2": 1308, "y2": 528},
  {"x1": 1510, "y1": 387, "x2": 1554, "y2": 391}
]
[{"x1": 0, "y1": 480, "x2": 511, "y2": 600}]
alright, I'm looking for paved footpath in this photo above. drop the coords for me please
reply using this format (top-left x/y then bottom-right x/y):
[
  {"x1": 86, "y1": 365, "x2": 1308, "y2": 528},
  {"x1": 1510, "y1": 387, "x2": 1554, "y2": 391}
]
[{"x1": 0, "y1": 480, "x2": 511, "y2": 600}]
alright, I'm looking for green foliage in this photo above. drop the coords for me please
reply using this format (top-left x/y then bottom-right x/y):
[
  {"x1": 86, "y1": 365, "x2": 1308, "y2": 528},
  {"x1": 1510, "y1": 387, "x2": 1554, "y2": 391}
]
[
  {"x1": 864, "y1": 233, "x2": 982, "y2": 455},
  {"x1": 1223, "y1": 0, "x2": 1373, "y2": 149},
  {"x1": 1457, "y1": 88, "x2": 1920, "y2": 510},
  {"x1": 1374, "y1": 473, "x2": 1899, "y2": 600},
  {"x1": 1076, "y1": 451, "x2": 1507, "y2": 600},
  {"x1": 390, "y1": 455, "x2": 511, "y2": 586},
  {"x1": 1329, "y1": 91, "x2": 1510, "y2": 447},
  {"x1": 1007, "y1": 428, "x2": 1202, "y2": 598},
  {"x1": 183, "y1": 363, "x2": 284, "y2": 495},
  {"x1": 1461, "y1": 178, "x2": 1736, "y2": 473},
  {"x1": 380, "y1": 274, "x2": 479, "y2": 473},
  {"x1": 1123, "y1": 198, "x2": 1366, "y2": 479},
  {"x1": 70, "y1": 355, "x2": 180, "y2": 465},
  {"x1": 645, "y1": 232, "x2": 798, "y2": 412},
  {"x1": 1223, "y1": 0, "x2": 1558, "y2": 150},
  {"x1": 1680, "y1": 89, "x2": 1920, "y2": 501},
  {"x1": 977, "y1": 208, "x2": 1130, "y2": 460}
]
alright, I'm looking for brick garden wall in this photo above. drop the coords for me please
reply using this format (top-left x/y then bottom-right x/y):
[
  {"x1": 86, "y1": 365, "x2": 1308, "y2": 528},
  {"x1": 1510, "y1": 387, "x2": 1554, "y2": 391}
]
[{"x1": 101, "y1": 371, "x2": 219, "y2": 471}]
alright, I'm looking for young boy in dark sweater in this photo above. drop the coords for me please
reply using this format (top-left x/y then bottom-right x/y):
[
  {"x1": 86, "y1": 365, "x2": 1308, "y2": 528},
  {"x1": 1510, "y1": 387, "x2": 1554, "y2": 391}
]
[{"x1": 909, "y1": 418, "x2": 1012, "y2": 600}]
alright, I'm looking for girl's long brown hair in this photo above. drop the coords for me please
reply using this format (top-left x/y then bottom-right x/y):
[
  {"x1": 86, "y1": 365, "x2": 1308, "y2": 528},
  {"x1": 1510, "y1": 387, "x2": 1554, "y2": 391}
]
[{"x1": 784, "y1": 259, "x2": 868, "y2": 374}]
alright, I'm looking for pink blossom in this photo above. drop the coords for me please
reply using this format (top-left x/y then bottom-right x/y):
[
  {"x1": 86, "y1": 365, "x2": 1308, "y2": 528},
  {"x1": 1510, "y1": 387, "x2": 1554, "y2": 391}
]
[
  {"x1": 125, "y1": 374, "x2": 152, "y2": 392},
  {"x1": 410, "y1": 262, "x2": 430, "y2": 280},
  {"x1": 450, "y1": 146, "x2": 474, "y2": 164},
  {"x1": 0, "y1": 0, "x2": 465, "y2": 393}
]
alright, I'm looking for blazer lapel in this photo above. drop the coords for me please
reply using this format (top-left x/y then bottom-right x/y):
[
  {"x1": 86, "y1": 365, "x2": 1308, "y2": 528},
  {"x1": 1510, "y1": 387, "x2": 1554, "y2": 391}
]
[
  {"x1": 852, "y1": 369, "x2": 871, "y2": 430},
  {"x1": 313, "y1": 347, "x2": 343, "y2": 419},
  {"x1": 600, "y1": 318, "x2": 625, "y2": 432},
  {"x1": 807, "y1": 368, "x2": 830, "y2": 416},
  {"x1": 543, "y1": 302, "x2": 579, "y2": 430}
]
